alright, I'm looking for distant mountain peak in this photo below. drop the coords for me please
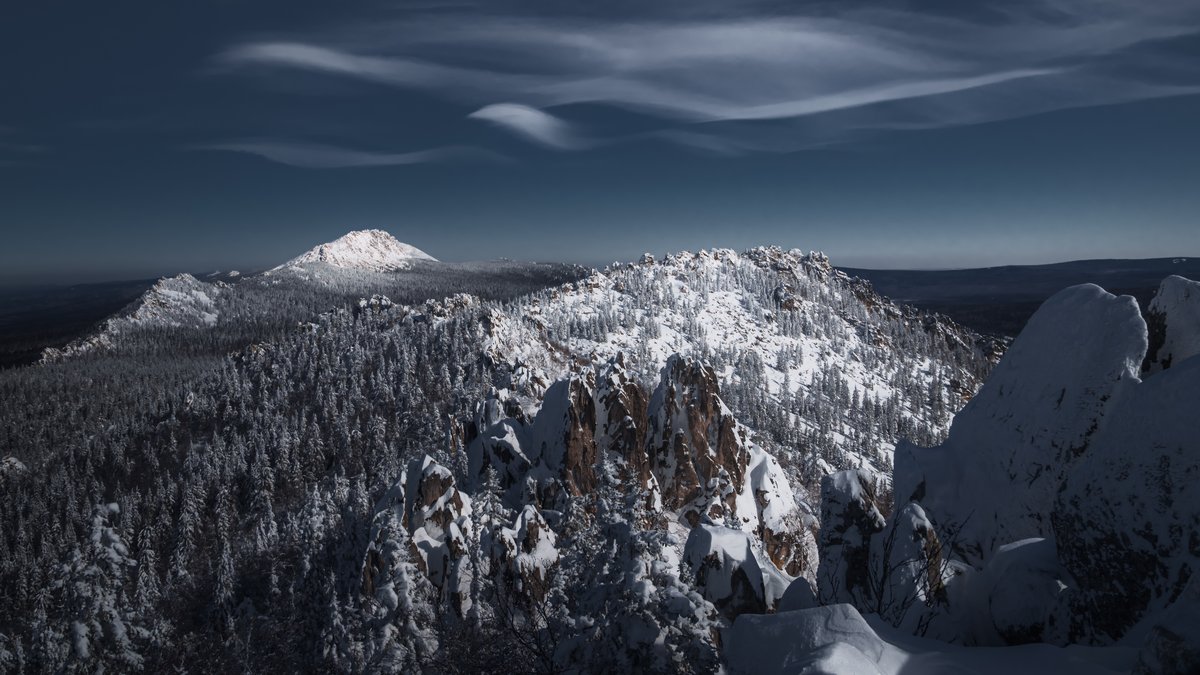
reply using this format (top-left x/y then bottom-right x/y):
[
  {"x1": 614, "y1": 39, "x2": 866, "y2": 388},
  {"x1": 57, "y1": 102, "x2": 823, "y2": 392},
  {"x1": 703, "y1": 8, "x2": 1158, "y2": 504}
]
[{"x1": 272, "y1": 229, "x2": 437, "y2": 273}]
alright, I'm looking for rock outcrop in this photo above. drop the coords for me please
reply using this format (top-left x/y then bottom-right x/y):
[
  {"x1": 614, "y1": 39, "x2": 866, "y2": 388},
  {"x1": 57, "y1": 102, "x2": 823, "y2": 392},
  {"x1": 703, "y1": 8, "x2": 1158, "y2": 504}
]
[
  {"x1": 646, "y1": 356, "x2": 750, "y2": 525},
  {"x1": 468, "y1": 354, "x2": 814, "y2": 580}
]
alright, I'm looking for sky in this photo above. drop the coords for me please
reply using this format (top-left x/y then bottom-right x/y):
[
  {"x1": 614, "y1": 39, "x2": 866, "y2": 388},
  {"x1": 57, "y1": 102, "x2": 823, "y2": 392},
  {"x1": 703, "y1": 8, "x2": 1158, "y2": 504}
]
[{"x1": 2, "y1": 0, "x2": 1199, "y2": 283}]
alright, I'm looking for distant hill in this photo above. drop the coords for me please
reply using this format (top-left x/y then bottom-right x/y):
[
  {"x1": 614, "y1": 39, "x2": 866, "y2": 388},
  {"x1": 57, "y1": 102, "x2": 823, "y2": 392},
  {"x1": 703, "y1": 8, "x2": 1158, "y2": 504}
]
[
  {"x1": 841, "y1": 257, "x2": 1200, "y2": 337},
  {"x1": 0, "y1": 278, "x2": 157, "y2": 368}
]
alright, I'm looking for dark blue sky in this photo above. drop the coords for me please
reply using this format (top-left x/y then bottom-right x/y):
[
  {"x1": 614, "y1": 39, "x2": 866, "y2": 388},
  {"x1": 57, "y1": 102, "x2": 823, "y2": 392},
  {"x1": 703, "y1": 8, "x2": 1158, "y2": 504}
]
[{"x1": 2, "y1": 0, "x2": 1199, "y2": 283}]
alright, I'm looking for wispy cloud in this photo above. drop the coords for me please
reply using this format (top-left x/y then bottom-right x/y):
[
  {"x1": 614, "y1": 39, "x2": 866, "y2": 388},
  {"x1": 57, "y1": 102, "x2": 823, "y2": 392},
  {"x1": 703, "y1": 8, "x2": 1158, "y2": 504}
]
[
  {"x1": 468, "y1": 103, "x2": 584, "y2": 149},
  {"x1": 0, "y1": 126, "x2": 48, "y2": 167},
  {"x1": 190, "y1": 139, "x2": 503, "y2": 169},
  {"x1": 213, "y1": 1, "x2": 1200, "y2": 152}
]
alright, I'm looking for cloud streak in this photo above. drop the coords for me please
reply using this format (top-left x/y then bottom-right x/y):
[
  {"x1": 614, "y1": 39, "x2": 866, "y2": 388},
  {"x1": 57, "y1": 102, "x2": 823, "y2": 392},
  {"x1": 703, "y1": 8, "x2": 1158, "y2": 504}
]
[
  {"x1": 213, "y1": 1, "x2": 1200, "y2": 153},
  {"x1": 191, "y1": 140, "x2": 502, "y2": 169},
  {"x1": 468, "y1": 103, "x2": 584, "y2": 149}
]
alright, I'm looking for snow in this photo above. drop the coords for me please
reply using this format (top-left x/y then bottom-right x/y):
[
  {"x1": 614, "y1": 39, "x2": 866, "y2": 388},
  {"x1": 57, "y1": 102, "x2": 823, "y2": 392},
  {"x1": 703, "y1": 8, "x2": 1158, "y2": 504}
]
[
  {"x1": 271, "y1": 229, "x2": 437, "y2": 273},
  {"x1": 0, "y1": 455, "x2": 26, "y2": 480},
  {"x1": 725, "y1": 605, "x2": 1138, "y2": 675},
  {"x1": 876, "y1": 275, "x2": 1200, "y2": 648}
]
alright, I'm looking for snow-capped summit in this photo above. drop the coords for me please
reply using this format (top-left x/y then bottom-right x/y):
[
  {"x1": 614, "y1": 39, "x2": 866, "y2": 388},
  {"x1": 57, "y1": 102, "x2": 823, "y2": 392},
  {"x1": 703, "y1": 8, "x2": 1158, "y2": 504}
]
[{"x1": 272, "y1": 229, "x2": 437, "y2": 273}]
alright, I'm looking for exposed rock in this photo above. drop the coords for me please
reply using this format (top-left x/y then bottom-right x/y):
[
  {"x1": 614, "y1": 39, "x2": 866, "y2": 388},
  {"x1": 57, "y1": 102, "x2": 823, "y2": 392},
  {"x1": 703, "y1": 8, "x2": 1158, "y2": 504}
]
[
  {"x1": 646, "y1": 355, "x2": 749, "y2": 525},
  {"x1": 593, "y1": 353, "x2": 653, "y2": 492},
  {"x1": 529, "y1": 372, "x2": 599, "y2": 496},
  {"x1": 361, "y1": 455, "x2": 475, "y2": 614},
  {"x1": 0, "y1": 456, "x2": 27, "y2": 484},
  {"x1": 403, "y1": 456, "x2": 474, "y2": 611},
  {"x1": 468, "y1": 353, "x2": 815, "y2": 584}
]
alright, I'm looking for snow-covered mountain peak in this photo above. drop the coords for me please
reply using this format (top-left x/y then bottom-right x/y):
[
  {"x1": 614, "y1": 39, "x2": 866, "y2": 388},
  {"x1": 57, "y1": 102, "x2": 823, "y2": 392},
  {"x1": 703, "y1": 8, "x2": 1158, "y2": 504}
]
[{"x1": 272, "y1": 229, "x2": 437, "y2": 273}]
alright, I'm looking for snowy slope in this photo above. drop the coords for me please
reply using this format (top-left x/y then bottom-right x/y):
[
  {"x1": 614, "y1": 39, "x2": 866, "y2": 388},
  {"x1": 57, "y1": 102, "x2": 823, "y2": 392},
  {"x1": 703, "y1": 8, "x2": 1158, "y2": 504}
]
[
  {"x1": 270, "y1": 229, "x2": 436, "y2": 273},
  {"x1": 725, "y1": 605, "x2": 1137, "y2": 675}
]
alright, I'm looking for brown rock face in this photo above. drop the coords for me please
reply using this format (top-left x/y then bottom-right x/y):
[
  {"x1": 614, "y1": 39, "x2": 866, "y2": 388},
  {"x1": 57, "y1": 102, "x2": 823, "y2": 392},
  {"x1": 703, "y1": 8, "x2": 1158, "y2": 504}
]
[
  {"x1": 594, "y1": 353, "x2": 653, "y2": 491},
  {"x1": 646, "y1": 355, "x2": 750, "y2": 524},
  {"x1": 555, "y1": 372, "x2": 599, "y2": 496},
  {"x1": 761, "y1": 520, "x2": 809, "y2": 577}
]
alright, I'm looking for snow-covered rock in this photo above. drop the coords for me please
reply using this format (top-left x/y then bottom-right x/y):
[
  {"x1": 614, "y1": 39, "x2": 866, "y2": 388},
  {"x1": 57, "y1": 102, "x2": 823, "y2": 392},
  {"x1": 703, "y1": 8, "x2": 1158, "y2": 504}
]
[
  {"x1": 868, "y1": 501, "x2": 951, "y2": 632},
  {"x1": 271, "y1": 229, "x2": 436, "y2": 273},
  {"x1": 363, "y1": 455, "x2": 474, "y2": 613},
  {"x1": 0, "y1": 456, "x2": 27, "y2": 483},
  {"x1": 1133, "y1": 577, "x2": 1200, "y2": 675},
  {"x1": 894, "y1": 283, "x2": 1147, "y2": 565},
  {"x1": 485, "y1": 246, "x2": 993, "y2": 481},
  {"x1": 1143, "y1": 274, "x2": 1200, "y2": 373},
  {"x1": 1053, "y1": 351, "x2": 1200, "y2": 643},
  {"x1": 727, "y1": 604, "x2": 1138, "y2": 675},
  {"x1": 778, "y1": 578, "x2": 819, "y2": 613},
  {"x1": 848, "y1": 276, "x2": 1200, "y2": 648},
  {"x1": 495, "y1": 505, "x2": 558, "y2": 599},
  {"x1": 683, "y1": 524, "x2": 767, "y2": 618},
  {"x1": 965, "y1": 538, "x2": 1070, "y2": 646},
  {"x1": 402, "y1": 456, "x2": 473, "y2": 604},
  {"x1": 817, "y1": 469, "x2": 886, "y2": 606}
]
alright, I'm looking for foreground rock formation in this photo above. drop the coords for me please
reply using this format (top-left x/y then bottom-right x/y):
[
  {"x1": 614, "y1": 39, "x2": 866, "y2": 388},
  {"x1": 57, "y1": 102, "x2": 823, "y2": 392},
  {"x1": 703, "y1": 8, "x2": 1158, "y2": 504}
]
[{"x1": 816, "y1": 275, "x2": 1200, "y2": 663}]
